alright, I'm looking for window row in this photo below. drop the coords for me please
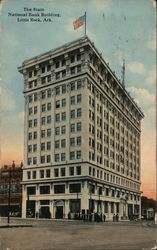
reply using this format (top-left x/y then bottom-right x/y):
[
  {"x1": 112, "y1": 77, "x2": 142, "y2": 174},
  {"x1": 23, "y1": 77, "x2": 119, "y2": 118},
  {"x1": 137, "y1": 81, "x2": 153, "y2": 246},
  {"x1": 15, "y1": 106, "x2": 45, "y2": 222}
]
[{"x1": 27, "y1": 166, "x2": 81, "y2": 180}]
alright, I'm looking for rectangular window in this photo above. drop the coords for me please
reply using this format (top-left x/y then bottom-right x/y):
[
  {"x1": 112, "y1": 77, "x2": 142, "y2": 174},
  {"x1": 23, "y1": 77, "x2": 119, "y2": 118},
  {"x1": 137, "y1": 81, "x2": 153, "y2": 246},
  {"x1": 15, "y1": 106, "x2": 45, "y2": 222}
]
[
  {"x1": 77, "y1": 54, "x2": 81, "y2": 61},
  {"x1": 61, "y1": 153, "x2": 66, "y2": 161},
  {"x1": 55, "y1": 154, "x2": 60, "y2": 162},
  {"x1": 47, "y1": 103, "x2": 51, "y2": 111},
  {"x1": 76, "y1": 151, "x2": 81, "y2": 159},
  {"x1": 33, "y1": 157, "x2": 37, "y2": 165},
  {"x1": 62, "y1": 98, "x2": 66, "y2": 107},
  {"x1": 70, "y1": 152, "x2": 75, "y2": 160},
  {"x1": 77, "y1": 94, "x2": 82, "y2": 103},
  {"x1": 28, "y1": 132, "x2": 32, "y2": 140},
  {"x1": 76, "y1": 166, "x2": 81, "y2": 175},
  {"x1": 62, "y1": 84, "x2": 66, "y2": 94},
  {"x1": 41, "y1": 117, "x2": 46, "y2": 125},
  {"x1": 55, "y1": 140, "x2": 60, "y2": 149},
  {"x1": 71, "y1": 82, "x2": 75, "y2": 91},
  {"x1": 41, "y1": 143, "x2": 45, "y2": 152},
  {"x1": 77, "y1": 65, "x2": 81, "y2": 73},
  {"x1": 56, "y1": 100, "x2": 60, "y2": 108},
  {"x1": 41, "y1": 92, "x2": 46, "y2": 100},
  {"x1": 77, "y1": 137, "x2": 81, "y2": 146},
  {"x1": 71, "y1": 96, "x2": 75, "y2": 105},
  {"x1": 56, "y1": 114, "x2": 60, "y2": 122},
  {"x1": 29, "y1": 120, "x2": 32, "y2": 128},
  {"x1": 34, "y1": 131, "x2": 37, "y2": 139},
  {"x1": 70, "y1": 124, "x2": 75, "y2": 132},
  {"x1": 41, "y1": 130, "x2": 45, "y2": 138},
  {"x1": 56, "y1": 72, "x2": 60, "y2": 80},
  {"x1": 54, "y1": 168, "x2": 59, "y2": 177},
  {"x1": 40, "y1": 170, "x2": 44, "y2": 178},
  {"x1": 61, "y1": 125, "x2": 66, "y2": 134},
  {"x1": 56, "y1": 61, "x2": 60, "y2": 68},
  {"x1": 62, "y1": 112, "x2": 66, "y2": 121},
  {"x1": 34, "y1": 106, "x2": 37, "y2": 114},
  {"x1": 34, "y1": 119, "x2": 37, "y2": 127},
  {"x1": 41, "y1": 156, "x2": 45, "y2": 163},
  {"x1": 71, "y1": 55, "x2": 75, "y2": 63},
  {"x1": 41, "y1": 77, "x2": 46, "y2": 84},
  {"x1": 28, "y1": 158, "x2": 32, "y2": 165},
  {"x1": 62, "y1": 59, "x2": 66, "y2": 67},
  {"x1": 111, "y1": 202, "x2": 114, "y2": 213},
  {"x1": 46, "y1": 169, "x2": 50, "y2": 178},
  {"x1": 29, "y1": 108, "x2": 32, "y2": 115},
  {"x1": 28, "y1": 145, "x2": 32, "y2": 153},
  {"x1": 47, "y1": 155, "x2": 51, "y2": 163},
  {"x1": 27, "y1": 171, "x2": 31, "y2": 179},
  {"x1": 47, "y1": 115, "x2": 51, "y2": 124},
  {"x1": 77, "y1": 122, "x2": 81, "y2": 131},
  {"x1": 69, "y1": 183, "x2": 81, "y2": 193},
  {"x1": 40, "y1": 185, "x2": 50, "y2": 195},
  {"x1": 27, "y1": 187, "x2": 36, "y2": 195},
  {"x1": 29, "y1": 71, "x2": 32, "y2": 78},
  {"x1": 47, "y1": 129, "x2": 51, "y2": 137},
  {"x1": 69, "y1": 166, "x2": 74, "y2": 176},
  {"x1": 47, "y1": 89, "x2": 51, "y2": 98},
  {"x1": 42, "y1": 104, "x2": 46, "y2": 112},
  {"x1": 77, "y1": 80, "x2": 81, "y2": 89},
  {"x1": 61, "y1": 168, "x2": 65, "y2": 176},
  {"x1": 70, "y1": 138, "x2": 75, "y2": 146},
  {"x1": 71, "y1": 110, "x2": 75, "y2": 119},
  {"x1": 55, "y1": 127, "x2": 60, "y2": 135},
  {"x1": 47, "y1": 75, "x2": 51, "y2": 82},
  {"x1": 61, "y1": 139, "x2": 66, "y2": 148},
  {"x1": 29, "y1": 96, "x2": 32, "y2": 103},
  {"x1": 47, "y1": 141, "x2": 51, "y2": 150},
  {"x1": 54, "y1": 184, "x2": 65, "y2": 194},
  {"x1": 33, "y1": 144, "x2": 37, "y2": 152},
  {"x1": 56, "y1": 87, "x2": 60, "y2": 95},
  {"x1": 34, "y1": 93, "x2": 37, "y2": 102},
  {"x1": 32, "y1": 171, "x2": 36, "y2": 179},
  {"x1": 42, "y1": 66, "x2": 45, "y2": 74},
  {"x1": 62, "y1": 70, "x2": 66, "y2": 78}
]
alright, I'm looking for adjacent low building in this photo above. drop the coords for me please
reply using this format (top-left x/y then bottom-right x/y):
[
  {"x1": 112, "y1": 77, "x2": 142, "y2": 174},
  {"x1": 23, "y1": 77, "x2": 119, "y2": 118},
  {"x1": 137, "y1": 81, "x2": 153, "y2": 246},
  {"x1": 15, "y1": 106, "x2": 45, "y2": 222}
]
[
  {"x1": 18, "y1": 36, "x2": 144, "y2": 220},
  {"x1": 0, "y1": 163, "x2": 22, "y2": 217}
]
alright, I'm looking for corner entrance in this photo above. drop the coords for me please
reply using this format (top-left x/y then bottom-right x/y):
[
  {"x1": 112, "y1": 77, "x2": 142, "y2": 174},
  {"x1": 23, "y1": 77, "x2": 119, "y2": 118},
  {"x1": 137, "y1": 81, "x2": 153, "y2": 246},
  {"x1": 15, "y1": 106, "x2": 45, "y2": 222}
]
[
  {"x1": 55, "y1": 206, "x2": 63, "y2": 219},
  {"x1": 54, "y1": 200, "x2": 64, "y2": 219}
]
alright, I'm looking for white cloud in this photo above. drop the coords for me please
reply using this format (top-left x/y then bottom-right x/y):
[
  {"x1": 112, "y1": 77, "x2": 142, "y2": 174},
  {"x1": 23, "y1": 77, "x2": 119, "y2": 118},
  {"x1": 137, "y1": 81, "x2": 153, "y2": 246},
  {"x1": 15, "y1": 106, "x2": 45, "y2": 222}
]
[
  {"x1": 1, "y1": 87, "x2": 16, "y2": 111},
  {"x1": 0, "y1": 0, "x2": 6, "y2": 13},
  {"x1": 127, "y1": 61, "x2": 146, "y2": 75},
  {"x1": 64, "y1": 18, "x2": 76, "y2": 34},
  {"x1": 92, "y1": 0, "x2": 112, "y2": 11},
  {"x1": 147, "y1": 29, "x2": 156, "y2": 51},
  {"x1": 146, "y1": 65, "x2": 156, "y2": 85},
  {"x1": 127, "y1": 86, "x2": 155, "y2": 108},
  {"x1": 153, "y1": 0, "x2": 156, "y2": 8}
]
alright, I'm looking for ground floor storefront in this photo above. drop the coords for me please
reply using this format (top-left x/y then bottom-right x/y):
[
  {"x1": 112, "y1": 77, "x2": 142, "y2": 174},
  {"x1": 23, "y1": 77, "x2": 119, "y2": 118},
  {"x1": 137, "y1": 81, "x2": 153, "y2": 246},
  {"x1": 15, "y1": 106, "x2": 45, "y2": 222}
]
[{"x1": 22, "y1": 179, "x2": 141, "y2": 221}]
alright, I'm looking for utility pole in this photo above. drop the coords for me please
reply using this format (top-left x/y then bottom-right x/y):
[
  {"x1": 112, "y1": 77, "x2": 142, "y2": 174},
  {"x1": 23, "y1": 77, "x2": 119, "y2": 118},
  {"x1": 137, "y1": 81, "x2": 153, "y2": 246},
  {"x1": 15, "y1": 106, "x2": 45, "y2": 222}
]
[
  {"x1": 7, "y1": 168, "x2": 11, "y2": 224},
  {"x1": 121, "y1": 58, "x2": 125, "y2": 87}
]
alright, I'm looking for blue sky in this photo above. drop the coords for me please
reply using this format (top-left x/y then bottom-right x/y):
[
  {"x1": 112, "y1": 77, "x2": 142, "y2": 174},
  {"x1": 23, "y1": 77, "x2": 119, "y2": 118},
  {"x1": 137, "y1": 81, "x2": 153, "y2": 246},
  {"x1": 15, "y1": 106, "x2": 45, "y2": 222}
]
[{"x1": 0, "y1": 0, "x2": 156, "y2": 198}]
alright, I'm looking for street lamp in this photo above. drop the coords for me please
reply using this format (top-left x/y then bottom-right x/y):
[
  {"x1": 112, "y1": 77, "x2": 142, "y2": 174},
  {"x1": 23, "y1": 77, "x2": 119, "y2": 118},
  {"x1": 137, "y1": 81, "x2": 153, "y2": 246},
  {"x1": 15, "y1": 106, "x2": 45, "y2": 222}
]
[{"x1": 7, "y1": 167, "x2": 11, "y2": 224}]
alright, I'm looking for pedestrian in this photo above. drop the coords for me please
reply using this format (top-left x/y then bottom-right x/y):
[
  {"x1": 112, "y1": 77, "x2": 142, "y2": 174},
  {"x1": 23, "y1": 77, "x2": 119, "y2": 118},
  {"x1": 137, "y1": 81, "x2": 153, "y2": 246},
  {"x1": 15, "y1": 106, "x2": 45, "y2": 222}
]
[
  {"x1": 104, "y1": 214, "x2": 106, "y2": 222},
  {"x1": 113, "y1": 214, "x2": 116, "y2": 222},
  {"x1": 116, "y1": 213, "x2": 119, "y2": 222}
]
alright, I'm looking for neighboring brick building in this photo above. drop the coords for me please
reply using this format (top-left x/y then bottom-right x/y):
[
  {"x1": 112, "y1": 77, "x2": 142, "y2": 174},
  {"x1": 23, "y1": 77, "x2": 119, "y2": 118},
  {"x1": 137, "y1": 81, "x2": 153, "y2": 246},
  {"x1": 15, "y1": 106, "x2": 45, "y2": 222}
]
[
  {"x1": 0, "y1": 163, "x2": 22, "y2": 216},
  {"x1": 18, "y1": 36, "x2": 144, "y2": 220},
  {"x1": 141, "y1": 196, "x2": 156, "y2": 220}
]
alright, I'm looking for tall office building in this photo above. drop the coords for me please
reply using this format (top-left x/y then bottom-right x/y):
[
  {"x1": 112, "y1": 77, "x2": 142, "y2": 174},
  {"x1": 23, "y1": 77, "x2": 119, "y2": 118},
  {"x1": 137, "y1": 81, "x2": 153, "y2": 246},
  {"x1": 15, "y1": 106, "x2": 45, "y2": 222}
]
[{"x1": 18, "y1": 36, "x2": 144, "y2": 220}]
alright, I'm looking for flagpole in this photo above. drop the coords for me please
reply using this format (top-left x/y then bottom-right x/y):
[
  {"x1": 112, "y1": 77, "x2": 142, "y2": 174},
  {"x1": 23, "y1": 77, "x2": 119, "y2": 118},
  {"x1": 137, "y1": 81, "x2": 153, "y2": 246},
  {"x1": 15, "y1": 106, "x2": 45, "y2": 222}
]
[{"x1": 85, "y1": 12, "x2": 86, "y2": 36}]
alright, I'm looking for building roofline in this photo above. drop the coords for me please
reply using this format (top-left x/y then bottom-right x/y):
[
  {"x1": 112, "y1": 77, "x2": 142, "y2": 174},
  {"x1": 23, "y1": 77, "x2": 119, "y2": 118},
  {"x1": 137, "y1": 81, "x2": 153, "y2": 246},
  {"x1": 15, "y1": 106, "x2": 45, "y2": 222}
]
[{"x1": 18, "y1": 35, "x2": 144, "y2": 118}]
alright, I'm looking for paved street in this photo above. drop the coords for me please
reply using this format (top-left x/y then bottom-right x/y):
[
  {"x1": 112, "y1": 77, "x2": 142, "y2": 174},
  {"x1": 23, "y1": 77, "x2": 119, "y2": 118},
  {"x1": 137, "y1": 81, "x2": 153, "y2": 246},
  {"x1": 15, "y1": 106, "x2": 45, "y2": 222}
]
[{"x1": 0, "y1": 219, "x2": 157, "y2": 250}]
